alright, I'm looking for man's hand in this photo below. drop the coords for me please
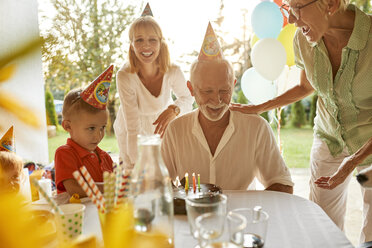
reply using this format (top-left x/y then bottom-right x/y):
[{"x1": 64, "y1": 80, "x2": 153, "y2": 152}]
[
  {"x1": 229, "y1": 103, "x2": 264, "y2": 114},
  {"x1": 153, "y1": 107, "x2": 177, "y2": 138},
  {"x1": 315, "y1": 155, "x2": 357, "y2": 190},
  {"x1": 265, "y1": 183, "x2": 293, "y2": 194}
]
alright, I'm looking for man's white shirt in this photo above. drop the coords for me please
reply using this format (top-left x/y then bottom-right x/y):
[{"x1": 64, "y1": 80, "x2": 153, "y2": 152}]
[{"x1": 161, "y1": 109, "x2": 294, "y2": 190}]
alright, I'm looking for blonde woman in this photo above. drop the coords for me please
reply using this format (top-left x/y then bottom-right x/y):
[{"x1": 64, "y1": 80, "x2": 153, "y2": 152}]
[{"x1": 114, "y1": 15, "x2": 193, "y2": 169}]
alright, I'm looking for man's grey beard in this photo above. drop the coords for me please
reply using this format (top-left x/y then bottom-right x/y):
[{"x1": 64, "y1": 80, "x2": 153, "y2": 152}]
[{"x1": 199, "y1": 103, "x2": 229, "y2": 121}]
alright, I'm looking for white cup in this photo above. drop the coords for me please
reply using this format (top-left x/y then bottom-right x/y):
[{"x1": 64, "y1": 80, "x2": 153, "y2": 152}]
[
  {"x1": 38, "y1": 178, "x2": 52, "y2": 199},
  {"x1": 56, "y1": 203, "x2": 86, "y2": 242}
]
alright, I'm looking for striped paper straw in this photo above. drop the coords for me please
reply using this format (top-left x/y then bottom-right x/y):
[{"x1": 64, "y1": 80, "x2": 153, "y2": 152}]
[
  {"x1": 72, "y1": 170, "x2": 104, "y2": 213},
  {"x1": 114, "y1": 164, "x2": 122, "y2": 207},
  {"x1": 118, "y1": 170, "x2": 131, "y2": 200},
  {"x1": 31, "y1": 178, "x2": 62, "y2": 215},
  {"x1": 105, "y1": 173, "x2": 116, "y2": 212},
  {"x1": 109, "y1": 173, "x2": 116, "y2": 211},
  {"x1": 79, "y1": 166, "x2": 105, "y2": 209},
  {"x1": 103, "y1": 171, "x2": 110, "y2": 206}
]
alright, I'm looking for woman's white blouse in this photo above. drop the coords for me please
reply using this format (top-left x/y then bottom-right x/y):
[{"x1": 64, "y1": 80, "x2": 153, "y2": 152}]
[{"x1": 113, "y1": 64, "x2": 193, "y2": 167}]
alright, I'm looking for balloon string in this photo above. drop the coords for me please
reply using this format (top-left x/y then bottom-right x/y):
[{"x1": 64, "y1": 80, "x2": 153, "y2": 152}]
[{"x1": 277, "y1": 107, "x2": 283, "y2": 155}]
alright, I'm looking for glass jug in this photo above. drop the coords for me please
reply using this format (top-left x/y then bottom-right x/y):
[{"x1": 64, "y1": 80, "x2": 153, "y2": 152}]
[{"x1": 130, "y1": 135, "x2": 174, "y2": 247}]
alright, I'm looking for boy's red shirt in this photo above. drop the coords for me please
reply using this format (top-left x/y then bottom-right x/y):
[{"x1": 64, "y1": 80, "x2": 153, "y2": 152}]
[{"x1": 55, "y1": 138, "x2": 113, "y2": 194}]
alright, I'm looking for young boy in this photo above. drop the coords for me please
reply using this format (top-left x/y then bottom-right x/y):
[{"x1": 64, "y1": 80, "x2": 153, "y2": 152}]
[{"x1": 55, "y1": 66, "x2": 114, "y2": 196}]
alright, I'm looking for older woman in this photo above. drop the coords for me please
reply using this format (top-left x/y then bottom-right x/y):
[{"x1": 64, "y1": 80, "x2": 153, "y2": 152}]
[{"x1": 231, "y1": 0, "x2": 372, "y2": 243}]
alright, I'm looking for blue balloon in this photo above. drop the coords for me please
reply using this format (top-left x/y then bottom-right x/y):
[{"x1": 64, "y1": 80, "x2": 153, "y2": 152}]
[
  {"x1": 241, "y1": 67, "x2": 277, "y2": 105},
  {"x1": 251, "y1": 1, "x2": 283, "y2": 39}
]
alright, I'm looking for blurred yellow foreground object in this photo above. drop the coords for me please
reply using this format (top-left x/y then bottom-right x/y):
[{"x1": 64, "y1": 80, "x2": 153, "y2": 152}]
[{"x1": 69, "y1": 193, "x2": 81, "y2": 203}]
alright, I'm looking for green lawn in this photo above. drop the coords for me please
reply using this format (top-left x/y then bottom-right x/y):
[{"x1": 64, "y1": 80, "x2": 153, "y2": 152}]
[
  {"x1": 48, "y1": 126, "x2": 314, "y2": 168},
  {"x1": 48, "y1": 129, "x2": 119, "y2": 162},
  {"x1": 272, "y1": 126, "x2": 313, "y2": 168}
]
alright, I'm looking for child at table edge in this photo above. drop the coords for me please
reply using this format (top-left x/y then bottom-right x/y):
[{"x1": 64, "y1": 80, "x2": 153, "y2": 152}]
[
  {"x1": 0, "y1": 151, "x2": 24, "y2": 194},
  {"x1": 55, "y1": 66, "x2": 114, "y2": 197}
]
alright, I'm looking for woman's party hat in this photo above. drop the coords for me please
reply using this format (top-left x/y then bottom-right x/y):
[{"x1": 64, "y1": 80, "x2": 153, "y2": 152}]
[
  {"x1": 80, "y1": 65, "x2": 114, "y2": 110},
  {"x1": 0, "y1": 126, "x2": 15, "y2": 152},
  {"x1": 198, "y1": 22, "x2": 224, "y2": 61},
  {"x1": 141, "y1": 3, "x2": 153, "y2": 17}
]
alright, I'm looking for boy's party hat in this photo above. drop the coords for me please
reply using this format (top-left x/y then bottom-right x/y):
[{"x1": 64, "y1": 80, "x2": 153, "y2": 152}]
[
  {"x1": 80, "y1": 65, "x2": 114, "y2": 110},
  {"x1": 0, "y1": 126, "x2": 15, "y2": 152},
  {"x1": 141, "y1": 3, "x2": 153, "y2": 17},
  {"x1": 198, "y1": 22, "x2": 224, "y2": 61}
]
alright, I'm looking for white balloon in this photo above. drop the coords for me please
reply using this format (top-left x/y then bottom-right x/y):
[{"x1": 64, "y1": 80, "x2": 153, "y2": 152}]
[
  {"x1": 251, "y1": 38, "x2": 287, "y2": 81},
  {"x1": 276, "y1": 65, "x2": 301, "y2": 95},
  {"x1": 241, "y1": 67, "x2": 277, "y2": 105}
]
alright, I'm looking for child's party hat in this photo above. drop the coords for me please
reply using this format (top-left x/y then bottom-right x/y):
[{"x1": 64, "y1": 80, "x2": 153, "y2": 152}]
[
  {"x1": 80, "y1": 65, "x2": 113, "y2": 110},
  {"x1": 141, "y1": 3, "x2": 153, "y2": 17},
  {"x1": 198, "y1": 22, "x2": 224, "y2": 61},
  {"x1": 0, "y1": 126, "x2": 15, "y2": 152}
]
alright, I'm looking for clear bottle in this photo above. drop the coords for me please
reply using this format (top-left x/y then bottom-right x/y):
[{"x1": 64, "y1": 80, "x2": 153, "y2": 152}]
[{"x1": 130, "y1": 135, "x2": 174, "y2": 247}]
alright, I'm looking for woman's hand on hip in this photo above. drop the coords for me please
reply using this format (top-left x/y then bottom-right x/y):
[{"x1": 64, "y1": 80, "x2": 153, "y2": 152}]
[
  {"x1": 153, "y1": 108, "x2": 177, "y2": 138},
  {"x1": 314, "y1": 155, "x2": 357, "y2": 190}
]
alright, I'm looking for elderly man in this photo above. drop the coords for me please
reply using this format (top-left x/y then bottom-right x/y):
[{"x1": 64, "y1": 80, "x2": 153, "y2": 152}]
[{"x1": 161, "y1": 23, "x2": 293, "y2": 193}]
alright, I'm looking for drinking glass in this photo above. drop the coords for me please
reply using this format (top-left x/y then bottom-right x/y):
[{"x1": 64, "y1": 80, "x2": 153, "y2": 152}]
[
  {"x1": 196, "y1": 212, "x2": 225, "y2": 246},
  {"x1": 230, "y1": 207, "x2": 269, "y2": 248},
  {"x1": 196, "y1": 211, "x2": 247, "y2": 248},
  {"x1": 185, "y1": 193, "x2": 227, "y2": 239}
]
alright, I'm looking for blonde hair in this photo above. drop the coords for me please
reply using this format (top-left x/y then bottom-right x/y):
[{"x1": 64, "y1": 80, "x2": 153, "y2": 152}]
[
  {"x1": 62, "y1": 88, "x2": 108, "y2": 121},
  {"x1": 128, "y1": 16, "x2": 171, "y2": 74},
  {"x1": 317, "y1": 0, "x2": 349, "y2": 12},
  {"x1": 0, "y1": 151, "x2": 23, "y2": 177},
  {"x1": 189, "y1": 59, "x2": 235, "y2": 86},
  {"x1": 285, "y1": 0, "x2": 349, "y2": 12}
]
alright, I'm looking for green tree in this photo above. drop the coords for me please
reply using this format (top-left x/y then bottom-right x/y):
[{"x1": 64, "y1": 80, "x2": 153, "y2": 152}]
[
  {"x1": 40, "y1": 0, "x2": 136, "y2": 135},
  {"x1": 260, "y1": 111, "x2": 270, "y2": 122},
  {"x1": 310, "y1": 93, "x2": 318, "y2": 127},
  {"x1": 350, "y1": 0, "x2": 371, "y2": 13},
  {"x1": 290, "y1": 101, "x2": 306, "y2": 128},
  {"x1": 272, "y1": 108, "x2": 286, "y2": 127},
  {"x1": 45, "y1": 89, "x2": 58, "y2": 127},
  {"x1": 236, "y1": 89, "x2": 248, "y2": 104}
]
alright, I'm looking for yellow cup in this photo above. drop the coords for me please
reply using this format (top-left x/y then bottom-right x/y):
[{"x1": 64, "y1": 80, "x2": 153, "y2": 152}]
[{"x1": 98, "y1": 202, "x2": 173, "y2": 248}]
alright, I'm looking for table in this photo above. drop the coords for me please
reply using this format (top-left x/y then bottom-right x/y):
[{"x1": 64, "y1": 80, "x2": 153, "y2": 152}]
[
  {"x1": 173, "y1": 190, "x2": 353, "y2": 248},
  {"x1": 77, "y1": 190, "x2": 353, "y2": 247}
]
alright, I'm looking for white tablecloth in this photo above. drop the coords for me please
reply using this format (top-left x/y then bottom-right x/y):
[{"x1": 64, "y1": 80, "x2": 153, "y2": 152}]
[
  {"x1": 173, "y1": 190, "x2": 354, "y2": 248},
  {"x1": 78, "y1": 190, "x2": 353, "y2": 248}
]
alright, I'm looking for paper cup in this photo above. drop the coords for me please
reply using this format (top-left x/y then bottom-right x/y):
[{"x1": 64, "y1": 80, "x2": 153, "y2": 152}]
[
  {"x1": 57, "y1": 203, "x2": 86, "y2": 241},
  {"x1": 38, "y1": 178, "x2": 52, "y2": 199}
]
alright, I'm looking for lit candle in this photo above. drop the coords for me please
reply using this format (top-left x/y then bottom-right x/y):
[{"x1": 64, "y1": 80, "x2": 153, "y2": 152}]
[
  {"x1": 192, "y1": 173, "x2": 196, "y2": 193},
  {"x1": 198, "y1": 174, "x2": 201, "y2": 191},
  {"x1": 185, "y1": 173, "x2": 189, "y2": 193}
]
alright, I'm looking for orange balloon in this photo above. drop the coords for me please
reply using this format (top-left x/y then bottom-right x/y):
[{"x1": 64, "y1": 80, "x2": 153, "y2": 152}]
[
  {"x1": 273, "y1": 0, "x2": 282, "y2": 6},
  {"x1": 273, "y1": 0, "x2": 288, "y2": 27}
]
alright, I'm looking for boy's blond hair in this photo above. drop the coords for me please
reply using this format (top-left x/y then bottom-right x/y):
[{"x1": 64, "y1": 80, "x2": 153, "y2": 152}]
[
  {"x1": 128, "y1": 16, "x2": 171, "y2": 74},
  {"x1": 62, "y1": 88, "x2": 107, "y2": 120},
  {"x1": 0, "y1": 151, "x2": 23, "y2": 187}
]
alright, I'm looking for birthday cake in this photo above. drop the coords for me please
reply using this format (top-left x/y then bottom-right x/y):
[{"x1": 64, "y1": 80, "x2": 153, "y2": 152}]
[{"x1": 173, "y1": 180, "x2": 222, "y2": 215}]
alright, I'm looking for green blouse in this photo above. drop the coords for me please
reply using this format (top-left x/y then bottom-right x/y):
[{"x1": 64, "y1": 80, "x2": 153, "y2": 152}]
[{"x1": 293, "y1": 4, "x2": 372, "y2": 166}]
